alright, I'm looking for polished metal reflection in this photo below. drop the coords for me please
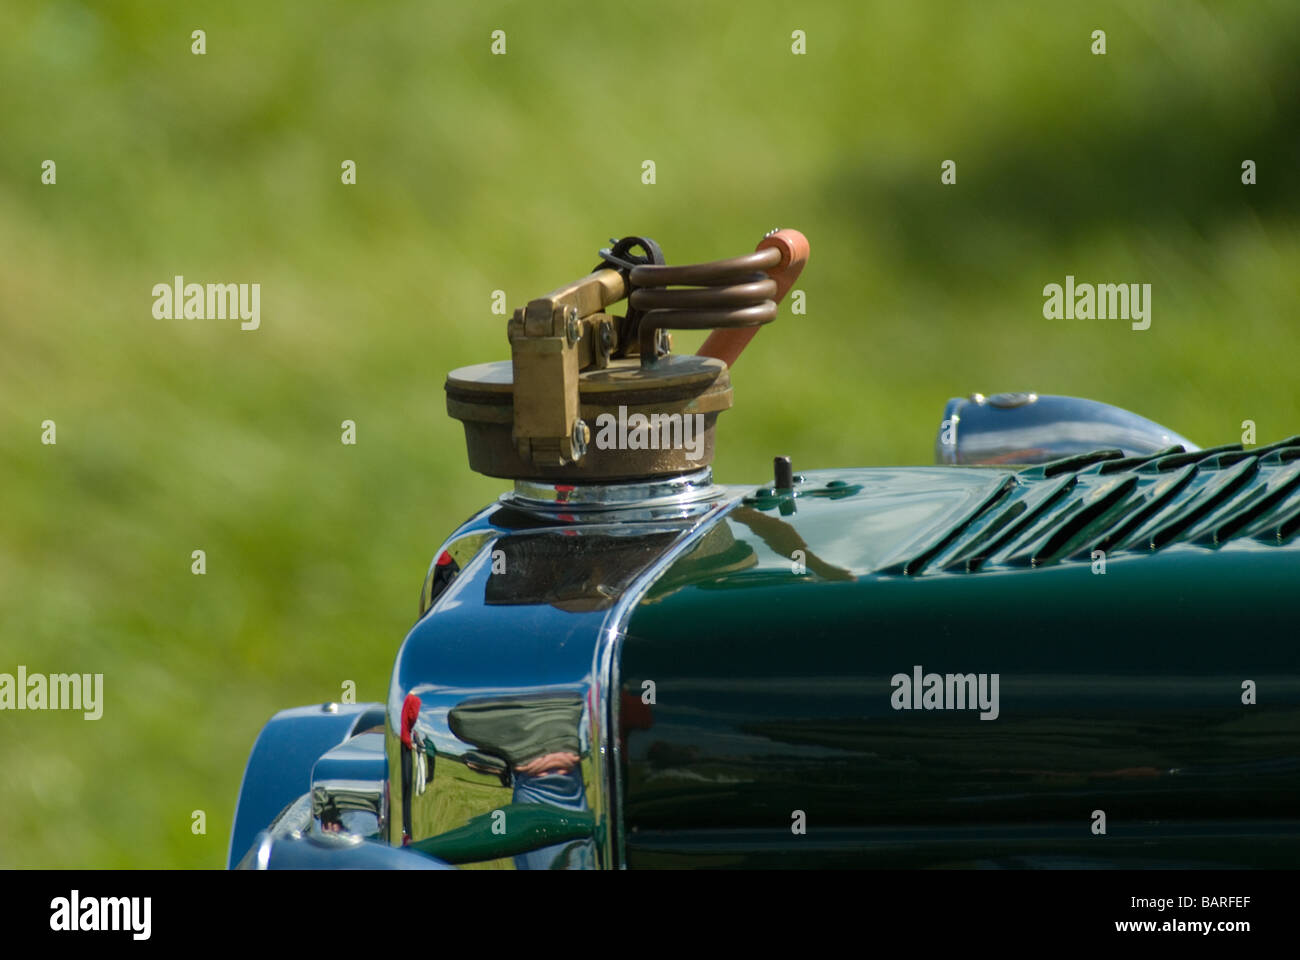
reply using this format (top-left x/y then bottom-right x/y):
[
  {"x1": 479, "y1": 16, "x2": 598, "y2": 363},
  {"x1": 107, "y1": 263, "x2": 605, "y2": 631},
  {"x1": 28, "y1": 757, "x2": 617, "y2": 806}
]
[
  {"x1": 387, "y1": 491, "x2": 741, "y2": 869},
  {"x1": 228, "y1": 701, "x2": 385, "y2": 867},
  {"x1": 418, "y1": 505, "x2": 500, "y2": 617},
  {"x1": 597, "y1": 497, "x2": 745, "y2": 868},
  {"x1": 936, "y1": 393, "x2": 1200, "y2": 466},
  {"x1": 237, "y1": 788, "x2": 452, "y2": 870},
  {"x1": 504, "y1": 467, "x2": 724, "y2": 522},
  {"x1": 310, "y1": 730, "x2": 388, "y2": 839}
]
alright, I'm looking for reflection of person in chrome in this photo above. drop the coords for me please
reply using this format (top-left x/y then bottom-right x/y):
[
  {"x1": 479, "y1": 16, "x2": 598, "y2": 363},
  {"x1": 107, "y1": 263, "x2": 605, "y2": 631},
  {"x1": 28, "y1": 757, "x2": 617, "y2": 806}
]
[
  {"x1": 399, "y1": 692, "x2": 422, "y2": 846},
  {"x1": 511, "y1": 760, "x2": 588, "y2": 869},
  {"x1": 449, "y1": 693, "x2": 592, "y2": 869}
]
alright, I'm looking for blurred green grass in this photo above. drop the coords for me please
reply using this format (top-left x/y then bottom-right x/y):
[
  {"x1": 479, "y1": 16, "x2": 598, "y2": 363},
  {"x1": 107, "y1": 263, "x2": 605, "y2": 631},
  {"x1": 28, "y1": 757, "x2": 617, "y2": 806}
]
[{"x1": 1, "y1": 0, "x2": 1297, "y2": 867}]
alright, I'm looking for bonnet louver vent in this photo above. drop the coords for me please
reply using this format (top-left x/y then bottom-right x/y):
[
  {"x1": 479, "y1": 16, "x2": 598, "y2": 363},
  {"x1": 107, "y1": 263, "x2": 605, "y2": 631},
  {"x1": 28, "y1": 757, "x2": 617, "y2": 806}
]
[{"x1": 898, "y1": 436, "x2": 1300, "y2": 575}]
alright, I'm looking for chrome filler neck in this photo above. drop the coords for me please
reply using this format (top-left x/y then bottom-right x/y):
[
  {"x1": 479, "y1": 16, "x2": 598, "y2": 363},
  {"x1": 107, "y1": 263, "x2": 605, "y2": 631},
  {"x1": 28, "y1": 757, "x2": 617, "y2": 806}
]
[{"x1": 502, "y1": 467, "x2": 724, "y2": 522}]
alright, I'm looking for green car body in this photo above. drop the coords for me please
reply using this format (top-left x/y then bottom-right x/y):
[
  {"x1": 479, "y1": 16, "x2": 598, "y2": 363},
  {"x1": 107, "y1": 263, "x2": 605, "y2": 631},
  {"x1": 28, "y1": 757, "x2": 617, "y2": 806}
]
[
  {"x1": 232, "y1": 419, "x2": 1300, "y2": 869},
  {"x1": 620, "y1": 450, "x2": 1300, "y2": 867}
]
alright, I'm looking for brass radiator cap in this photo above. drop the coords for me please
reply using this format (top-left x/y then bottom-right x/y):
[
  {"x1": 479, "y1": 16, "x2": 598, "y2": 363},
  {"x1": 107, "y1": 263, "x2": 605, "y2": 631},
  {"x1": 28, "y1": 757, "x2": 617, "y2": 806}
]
[
  {"x1": 444, "y1": 231, "x2": 807, "y2": 483},
  {"x1": 446, "y1": 354, "x2": 732, "y2": 482}
]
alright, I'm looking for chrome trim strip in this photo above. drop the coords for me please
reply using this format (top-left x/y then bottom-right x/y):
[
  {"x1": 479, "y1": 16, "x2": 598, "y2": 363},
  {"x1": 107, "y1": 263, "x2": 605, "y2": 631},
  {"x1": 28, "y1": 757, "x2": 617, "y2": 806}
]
[
  {"x1": 503, "y1": 468, "x2": 724, "y2": 521},
  {"x1": 511, "y1": 467, "x2": 715, "y2": 506},
  {"x1": 592, "y1": 485, "x2": 751, "y2": 868}
]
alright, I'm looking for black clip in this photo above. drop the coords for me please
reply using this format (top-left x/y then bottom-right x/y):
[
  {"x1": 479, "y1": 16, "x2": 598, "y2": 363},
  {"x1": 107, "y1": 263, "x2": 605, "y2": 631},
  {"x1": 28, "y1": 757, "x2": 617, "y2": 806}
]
[
  {"x1": 594, "y1": 235, "x2": 664, "y2": 275},
  {"x1": 593, "y1": 236, "x2": 665, "y2": 357}
]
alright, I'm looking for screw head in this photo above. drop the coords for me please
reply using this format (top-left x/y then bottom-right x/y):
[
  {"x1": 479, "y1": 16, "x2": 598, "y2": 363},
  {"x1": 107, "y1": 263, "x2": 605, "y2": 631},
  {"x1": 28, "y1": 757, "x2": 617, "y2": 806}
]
[
  {"x1": 565, "y1": 307, "x2": 580, "y2": 344},
  {"x1": 571, "y1": 419, "x2": 589, "y2": 459}
]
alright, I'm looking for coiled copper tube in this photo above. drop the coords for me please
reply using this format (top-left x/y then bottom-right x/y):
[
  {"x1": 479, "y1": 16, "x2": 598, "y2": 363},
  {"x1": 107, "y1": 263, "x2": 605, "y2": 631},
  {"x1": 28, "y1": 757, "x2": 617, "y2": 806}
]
[{"x1": 628, "y1": 248, "x2": 783, "y2": 365}]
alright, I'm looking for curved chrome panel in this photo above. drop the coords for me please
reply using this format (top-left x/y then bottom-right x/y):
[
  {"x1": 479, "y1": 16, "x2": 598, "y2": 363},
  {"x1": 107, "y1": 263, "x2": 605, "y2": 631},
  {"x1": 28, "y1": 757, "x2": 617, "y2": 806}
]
[
  {"x1": 595, "y1": 491, "x2": 749, "y2": 868},
  {"x1": 386, "y1": 493, "x2": 740, "y2": 868},
  {"x1": 418, "y1": 504, "x2": 501, "y2": 617},
  {"x1": 311, "y1": 730, "x2": 388, "y2": 839},
  {"x1": 228, "y1": 701, "x2": 385, "y2": 868},
  {"x1": 936, "y1": 392, "x2": 1200, "y2": 466},
  {"x1": 236, "y1": 793, "x2": 453, "y2": 870}
]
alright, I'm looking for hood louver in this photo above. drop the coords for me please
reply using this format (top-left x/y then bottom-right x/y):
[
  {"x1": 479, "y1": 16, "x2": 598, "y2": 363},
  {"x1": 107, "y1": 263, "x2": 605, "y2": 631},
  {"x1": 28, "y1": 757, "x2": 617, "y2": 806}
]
[{"x1": 896, "y1": 436, "x2": 1300, "y2": 575}]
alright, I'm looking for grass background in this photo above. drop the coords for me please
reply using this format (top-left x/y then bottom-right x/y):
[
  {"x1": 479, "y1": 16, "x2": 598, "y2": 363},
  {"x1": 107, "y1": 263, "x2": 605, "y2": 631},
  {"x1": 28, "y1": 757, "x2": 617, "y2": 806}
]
[{"x1": 1, "y1": 0, "x2": 1297, "y2": 867}]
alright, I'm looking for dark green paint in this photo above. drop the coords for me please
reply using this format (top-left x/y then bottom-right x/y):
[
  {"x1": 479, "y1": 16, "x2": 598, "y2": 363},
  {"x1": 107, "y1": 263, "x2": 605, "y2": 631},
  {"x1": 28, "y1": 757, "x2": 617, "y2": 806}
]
[
  {"x1": 619, "y1": 467, "x2": 1300, "y2": 868},
  {"x1": 412, "y1": 803, "x2": 596, "y2": 864}
]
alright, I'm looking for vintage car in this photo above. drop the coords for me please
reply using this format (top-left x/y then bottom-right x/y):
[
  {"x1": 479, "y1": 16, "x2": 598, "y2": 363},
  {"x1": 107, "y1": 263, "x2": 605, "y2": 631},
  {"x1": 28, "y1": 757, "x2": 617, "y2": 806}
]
[{"x1": 229, "y1": 230, "x2": 1299, "y2": 869}]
